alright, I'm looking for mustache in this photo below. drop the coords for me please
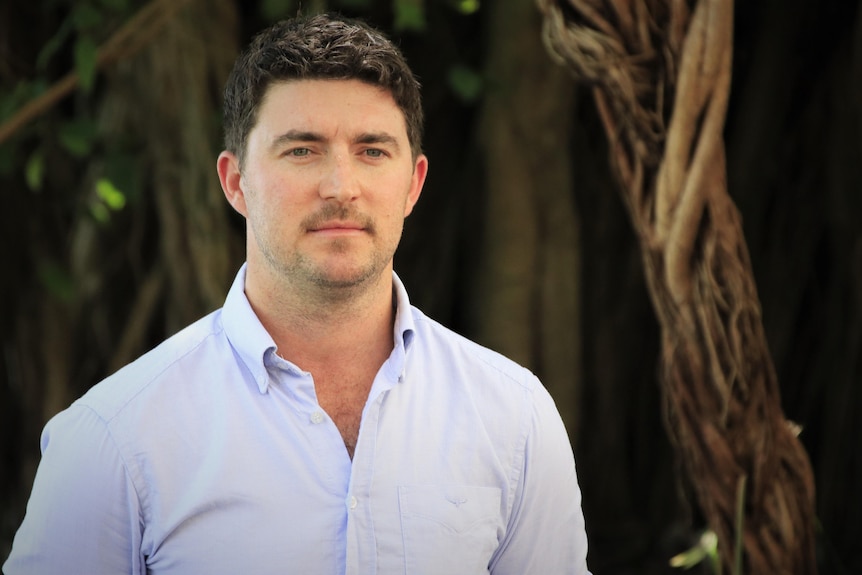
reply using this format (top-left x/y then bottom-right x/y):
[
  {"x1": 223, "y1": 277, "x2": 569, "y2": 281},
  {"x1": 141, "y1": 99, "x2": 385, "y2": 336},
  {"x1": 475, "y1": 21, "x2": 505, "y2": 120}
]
[{"x1": 301, "y1": 204, "x2": 375, "y2": 233}]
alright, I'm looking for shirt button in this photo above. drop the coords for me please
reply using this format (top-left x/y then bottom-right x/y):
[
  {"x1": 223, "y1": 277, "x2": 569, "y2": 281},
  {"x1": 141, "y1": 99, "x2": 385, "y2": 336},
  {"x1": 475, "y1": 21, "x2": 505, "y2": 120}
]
[
  {"x1": 310, "y1": 411, "x2": 325, "y2": 424},
  {"x1": 348, "y1": 496, "x2": 358, "y2": 510}
]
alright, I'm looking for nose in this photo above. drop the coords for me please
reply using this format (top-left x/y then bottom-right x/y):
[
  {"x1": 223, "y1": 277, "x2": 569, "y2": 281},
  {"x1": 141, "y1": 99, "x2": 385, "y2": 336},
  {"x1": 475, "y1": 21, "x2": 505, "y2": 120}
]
[{"x1": 318, "y1": 153, "x2": 360, "y2": 203}]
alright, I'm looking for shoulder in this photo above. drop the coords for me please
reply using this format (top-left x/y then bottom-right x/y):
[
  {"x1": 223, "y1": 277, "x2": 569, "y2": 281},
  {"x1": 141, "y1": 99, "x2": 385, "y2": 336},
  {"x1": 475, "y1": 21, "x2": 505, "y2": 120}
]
[
  {"x1": 74, "y1": 309, "x2": 226, "y2": 422},
  {"x1": 408, "y1": 306, "x2": 541, "y2": 395}
]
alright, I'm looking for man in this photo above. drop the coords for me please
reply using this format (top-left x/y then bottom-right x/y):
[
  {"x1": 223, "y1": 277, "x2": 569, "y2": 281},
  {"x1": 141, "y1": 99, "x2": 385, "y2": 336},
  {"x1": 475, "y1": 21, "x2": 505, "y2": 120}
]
[{"x1": 4, "y1": 13, "x2": 591, "y2": 575}]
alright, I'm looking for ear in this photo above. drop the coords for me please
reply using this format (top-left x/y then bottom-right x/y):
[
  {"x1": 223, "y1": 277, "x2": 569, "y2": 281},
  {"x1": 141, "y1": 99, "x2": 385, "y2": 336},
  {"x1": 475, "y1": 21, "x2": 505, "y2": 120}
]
[
  {"x1": 217, "y1": 151, "x2": 248, "y2": 218},
  {"x1": 403, "y1": 154, "x2": 428, "y2": 218}
]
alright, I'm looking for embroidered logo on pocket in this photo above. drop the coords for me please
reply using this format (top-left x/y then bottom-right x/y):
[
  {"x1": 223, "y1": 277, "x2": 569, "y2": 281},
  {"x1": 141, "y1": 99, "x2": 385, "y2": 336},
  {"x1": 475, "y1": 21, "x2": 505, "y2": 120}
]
[
  {"x1": 445, "y1": 494, "x2": 468, "y2": 508},
  {"x1": 399, "y1": 485, "x2": 501, "y2": 574}
]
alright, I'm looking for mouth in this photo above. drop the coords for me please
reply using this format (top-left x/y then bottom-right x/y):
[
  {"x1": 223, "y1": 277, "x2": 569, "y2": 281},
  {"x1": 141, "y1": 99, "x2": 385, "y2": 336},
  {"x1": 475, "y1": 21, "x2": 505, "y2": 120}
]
[
  {"x1": 304, "y1": 205, "x2": 374, "y2": 236},
  {"x1": 308, "y1": 220, "x2": 366, "y2": 233}
]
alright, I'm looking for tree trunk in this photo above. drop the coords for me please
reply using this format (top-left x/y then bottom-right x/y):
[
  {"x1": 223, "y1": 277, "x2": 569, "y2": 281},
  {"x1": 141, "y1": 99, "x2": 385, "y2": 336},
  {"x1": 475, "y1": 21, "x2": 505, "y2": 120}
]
[
  {"x1": 474, "y1": 0, "x2": 583, "y2": 435},
  {"x1": 538, "y1": 0, "x2": 818, "y2": 572}
]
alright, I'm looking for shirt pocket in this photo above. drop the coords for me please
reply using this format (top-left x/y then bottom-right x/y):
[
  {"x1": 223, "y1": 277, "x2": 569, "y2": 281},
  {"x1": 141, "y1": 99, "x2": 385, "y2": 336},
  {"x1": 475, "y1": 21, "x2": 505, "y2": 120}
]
[{"x1": 398, "y1": 484, "x2": 501, "y2": 575}]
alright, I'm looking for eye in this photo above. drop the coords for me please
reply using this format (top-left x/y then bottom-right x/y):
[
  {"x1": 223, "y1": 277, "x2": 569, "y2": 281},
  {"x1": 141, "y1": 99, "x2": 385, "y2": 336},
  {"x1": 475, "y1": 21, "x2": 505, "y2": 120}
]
[
  {"x1": 288, "y1": 148, "x2": 311, "y2": 157},
  {"x1": 364, "y1": 148, "x2": 385, "y2": 158}
]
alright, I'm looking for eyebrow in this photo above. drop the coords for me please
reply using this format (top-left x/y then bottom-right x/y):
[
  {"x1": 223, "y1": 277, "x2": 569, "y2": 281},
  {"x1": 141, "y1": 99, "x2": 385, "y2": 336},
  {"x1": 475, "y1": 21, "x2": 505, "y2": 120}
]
[
  {"x1": 354, "y1": 132, "x2": 400, "y2": 151},
  {"x1": 269, "y1": 130, "x2": 324, "y2": 152},
  {"x1": 269, "y1": 130, "x2": 402, "y2": 153}
]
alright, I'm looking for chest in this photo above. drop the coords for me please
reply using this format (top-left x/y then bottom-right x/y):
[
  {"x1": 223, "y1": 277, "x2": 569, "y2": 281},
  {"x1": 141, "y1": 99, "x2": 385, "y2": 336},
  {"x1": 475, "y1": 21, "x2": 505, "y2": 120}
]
[
  {"x1": 133, "y1": 367, "x2": 517, "y2": 575},
  {"x1": 314, "y1": 370, "x2": 376, "y2": 458}
]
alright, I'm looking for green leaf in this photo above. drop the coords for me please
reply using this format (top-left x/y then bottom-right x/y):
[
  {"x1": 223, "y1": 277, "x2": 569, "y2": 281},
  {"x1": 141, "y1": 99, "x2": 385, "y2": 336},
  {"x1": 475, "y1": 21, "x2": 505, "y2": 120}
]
[
  {"x1": 90, "y1": 175, "x2": 127, "y2": 224},
  {"x1": 25, "y1": 151, "x2": 45, "y2": 191},
  {"x1": 669, "y1": 530, "x2": 718, "y2": 571},
  {"x1": 71, "y1": 4, "x2": 103, "y2": 30},
  {"x1": 102, "y1": 151, "x2": 142, "y2": 202},
  {"x1": 90, "y1": 202, "x2": 110, "y2": 224},
  {"x1": 669, "y1": 545, "x2": 706, "y2": 570},
  {"x1": 0, "y1": 81, "x2": 34, "y2": 121},
  {"x1": 394, "y1": 0, "x2": 425, "y2": 31},
  {"x1": 74, "y1": 36, "x2": 99, "y2": 93},
  {"x1": 0, "y1": 143, "x2": 15, "y2": 176},
  {"x1": 32, "y1": 78, "x2": 49, "y2": 96},
  {"x1": 59, "y1": 119, "x2": 98, "y2": 157},
  {"x1": 447, "y1": 64, "x2": 483, "y2": 103},
  {"x1": 454, "y1": 0, "x2": 480, "y2": 14},
  {"x1": 260, "y1": 0, "x2": 296, "y2": 21},
  {"x1": 37, "y1": 19, "x2": 74, "y2": 71},
  {"x1": 37, "y1": 260, "x2": 76, "y2": 303},
  {"x1": 95, "y1": 177, "x2": 126, "y2": 210}
]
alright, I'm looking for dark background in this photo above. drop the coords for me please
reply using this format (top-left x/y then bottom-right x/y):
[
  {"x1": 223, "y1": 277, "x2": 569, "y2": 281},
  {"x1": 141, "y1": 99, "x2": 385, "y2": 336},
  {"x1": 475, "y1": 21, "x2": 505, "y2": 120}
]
[{"x1": 1, "y1": 0, "x2": 859, "y2": 573}]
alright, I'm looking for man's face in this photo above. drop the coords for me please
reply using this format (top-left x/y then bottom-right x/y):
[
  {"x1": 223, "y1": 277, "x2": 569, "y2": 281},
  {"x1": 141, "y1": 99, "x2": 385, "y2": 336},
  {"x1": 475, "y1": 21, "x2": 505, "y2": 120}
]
[{"x1": 219, "y1": 79, "x2": 428, "y2": 295}]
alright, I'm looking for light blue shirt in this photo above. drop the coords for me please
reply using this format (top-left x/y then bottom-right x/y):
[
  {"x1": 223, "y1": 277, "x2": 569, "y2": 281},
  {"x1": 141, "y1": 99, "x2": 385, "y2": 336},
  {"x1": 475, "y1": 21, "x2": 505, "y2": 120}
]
[{"x1": 5, "y1": 265, "x2": 590, "y2": 574}]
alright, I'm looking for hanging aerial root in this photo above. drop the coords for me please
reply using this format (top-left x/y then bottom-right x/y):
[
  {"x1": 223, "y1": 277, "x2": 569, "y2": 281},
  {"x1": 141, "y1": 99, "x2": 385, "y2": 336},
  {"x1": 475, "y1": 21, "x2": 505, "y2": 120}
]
[{"x1": 537, "y1": 0, "x2": 818, "y2": 572}]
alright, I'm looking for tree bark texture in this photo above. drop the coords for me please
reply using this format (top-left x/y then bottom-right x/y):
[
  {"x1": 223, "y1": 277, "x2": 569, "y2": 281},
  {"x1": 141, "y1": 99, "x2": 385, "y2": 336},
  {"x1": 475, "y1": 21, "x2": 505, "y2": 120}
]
[
  {"x1": 537, "y1": 0, "x2": 818, "y2": 573},
  {"x1": 473, "y1": 0, "x2": 583, "y2": 435},
  {"x1": 110, "y1": 0, "x2": 241, "y2": 337}
]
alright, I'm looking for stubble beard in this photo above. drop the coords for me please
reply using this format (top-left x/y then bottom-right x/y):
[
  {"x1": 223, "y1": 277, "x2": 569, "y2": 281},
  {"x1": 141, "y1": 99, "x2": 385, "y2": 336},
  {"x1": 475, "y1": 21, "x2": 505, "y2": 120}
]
[{"x1": 258, "y1": 205, "x2": 399, "y2": 303}]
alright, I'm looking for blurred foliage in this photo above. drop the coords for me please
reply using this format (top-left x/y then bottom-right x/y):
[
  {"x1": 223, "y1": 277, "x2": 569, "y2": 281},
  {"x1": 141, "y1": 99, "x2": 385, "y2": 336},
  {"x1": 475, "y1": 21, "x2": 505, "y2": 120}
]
[
  {"x1": 1, "y1": 1, "x2": 859, "y2": 574},
  {"x1": 0, "y1": 0, "x2": 485, "y2": 300},
  {"x1": 0, "y1": 0, "x2": 139, "y2": 248},
  {"x1": 0, "y1": 0, "x2": 484, "y2": 232},
  {"x1": 670, "y1": 531, "x2": 719, "y2": 572},
  {"x1": 447, "y1": 63, "x2": 483, "y2": 102}
]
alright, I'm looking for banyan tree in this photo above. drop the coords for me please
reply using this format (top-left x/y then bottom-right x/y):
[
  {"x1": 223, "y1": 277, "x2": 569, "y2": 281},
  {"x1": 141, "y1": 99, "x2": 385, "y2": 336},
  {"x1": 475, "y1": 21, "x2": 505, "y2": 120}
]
[{"x1": 536, "y1": 0, "x2": 818, "y2": 573}]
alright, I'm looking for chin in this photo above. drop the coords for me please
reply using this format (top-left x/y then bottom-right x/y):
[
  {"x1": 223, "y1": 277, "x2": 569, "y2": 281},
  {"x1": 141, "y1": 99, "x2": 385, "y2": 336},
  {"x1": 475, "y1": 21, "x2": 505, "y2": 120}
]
[{"x1": 310, "y1": 267, "x2": 377, "y2": 290}]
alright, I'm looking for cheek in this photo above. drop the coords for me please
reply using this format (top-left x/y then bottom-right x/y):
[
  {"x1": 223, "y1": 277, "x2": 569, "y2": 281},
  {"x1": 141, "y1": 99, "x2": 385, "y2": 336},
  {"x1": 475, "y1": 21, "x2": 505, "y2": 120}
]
[{"x1": 245, "y1": 176, "x2": 303, "y2": 213}]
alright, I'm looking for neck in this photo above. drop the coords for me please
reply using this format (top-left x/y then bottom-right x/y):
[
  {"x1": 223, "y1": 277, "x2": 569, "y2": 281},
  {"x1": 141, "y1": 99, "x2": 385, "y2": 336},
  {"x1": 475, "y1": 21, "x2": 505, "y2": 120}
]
[{"x1": 245, "y1": 265, "x2": 397, "y2": 370}]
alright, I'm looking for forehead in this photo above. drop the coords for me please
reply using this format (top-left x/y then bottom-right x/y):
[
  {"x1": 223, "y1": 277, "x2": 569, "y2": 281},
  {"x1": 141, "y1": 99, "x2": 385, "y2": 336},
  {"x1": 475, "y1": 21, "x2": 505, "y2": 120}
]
[{"x1": 252, "y1": 79, "x2": 407, "y2": 138}]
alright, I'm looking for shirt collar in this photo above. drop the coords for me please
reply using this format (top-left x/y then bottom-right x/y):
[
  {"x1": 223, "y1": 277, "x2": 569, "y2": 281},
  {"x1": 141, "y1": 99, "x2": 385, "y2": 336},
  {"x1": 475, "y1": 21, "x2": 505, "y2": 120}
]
[
  {"x1": 221, "y1": 264, "x2": 278, "y2": 394},
  {"x1": 388, "y1": 270, "x2": 416, "y2": 380},
  {"x1": 222, "y1": 264, "x2": 416, "y2": 394},
  {"x1": 392, "y1": 271, "x2": 415, "y2": 349}
]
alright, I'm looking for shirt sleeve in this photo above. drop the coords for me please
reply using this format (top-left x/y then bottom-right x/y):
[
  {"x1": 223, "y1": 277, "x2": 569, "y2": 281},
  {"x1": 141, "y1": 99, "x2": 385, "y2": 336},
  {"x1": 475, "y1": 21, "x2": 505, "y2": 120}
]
[
  {"x1": 488, "y1": 381, "x2": 592, "y2": 575},
  {"x1": 3, "y1": 403, "x2": 145, "y2": 575}
]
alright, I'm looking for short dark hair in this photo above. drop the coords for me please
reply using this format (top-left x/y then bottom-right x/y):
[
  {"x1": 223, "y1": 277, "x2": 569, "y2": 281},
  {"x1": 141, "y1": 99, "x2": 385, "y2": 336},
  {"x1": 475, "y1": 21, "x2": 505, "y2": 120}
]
[{"x1": 222, "y1": 13, "x2": 423, "y2": 166}]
